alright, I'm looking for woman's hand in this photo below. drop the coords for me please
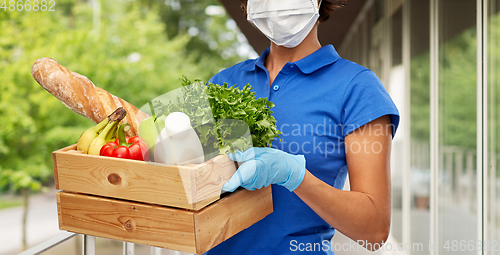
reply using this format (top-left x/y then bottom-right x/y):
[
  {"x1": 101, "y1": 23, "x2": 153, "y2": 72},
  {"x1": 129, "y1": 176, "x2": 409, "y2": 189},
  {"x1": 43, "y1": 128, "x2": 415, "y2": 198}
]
[{"x1": 223, "y1": 147, "x2": 306, "y2": 192}]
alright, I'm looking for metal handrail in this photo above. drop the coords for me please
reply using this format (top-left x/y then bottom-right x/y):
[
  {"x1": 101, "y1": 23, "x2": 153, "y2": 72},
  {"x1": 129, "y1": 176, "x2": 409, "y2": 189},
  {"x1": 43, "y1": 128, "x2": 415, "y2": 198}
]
[
  {"x1": 16, "y1": 233, "x2": 189, "y2": 255},
  {"x1": 18, "y1": 232, "x2": 77, "y2": 255}
]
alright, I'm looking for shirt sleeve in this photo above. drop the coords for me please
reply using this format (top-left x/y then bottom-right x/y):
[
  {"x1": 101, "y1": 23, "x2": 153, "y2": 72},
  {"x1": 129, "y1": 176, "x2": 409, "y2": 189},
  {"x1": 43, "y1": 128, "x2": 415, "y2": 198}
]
[
  {"x1": 207, "y1": 73, "x2": 219, "y2": 85},
  {"x1": 341, "y1": 70, "x2": 400, "y2": 138}
]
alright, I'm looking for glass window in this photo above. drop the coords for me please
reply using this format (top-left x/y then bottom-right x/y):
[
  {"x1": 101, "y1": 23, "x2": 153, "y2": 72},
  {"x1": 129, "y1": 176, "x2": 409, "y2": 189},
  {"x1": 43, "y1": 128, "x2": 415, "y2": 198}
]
[
  {"x1": 390, "y1": 5, "x2": 404, "y2": 245},
  {"x1": 409, "y1": 0, "x2": 431, "y2": 253},
  {"x1": 438, "y1": 0, "x2": 477, "y2": 254},
  {"x1": 487, "y1": 0, "x2": 500, "y2": 253}
]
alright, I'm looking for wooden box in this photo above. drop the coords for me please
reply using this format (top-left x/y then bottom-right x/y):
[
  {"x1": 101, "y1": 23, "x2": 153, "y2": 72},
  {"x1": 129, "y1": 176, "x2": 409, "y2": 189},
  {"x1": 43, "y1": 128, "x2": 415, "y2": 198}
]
[{"x1": 53, "y1": 145, "x2": 273, "y2": 254}]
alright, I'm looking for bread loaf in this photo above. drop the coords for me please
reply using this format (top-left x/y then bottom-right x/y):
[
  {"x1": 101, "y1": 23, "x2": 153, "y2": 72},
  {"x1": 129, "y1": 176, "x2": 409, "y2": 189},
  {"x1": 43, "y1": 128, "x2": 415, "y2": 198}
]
[{"x1": 31, "y1": 57, "x2": 148, "y2": 136}]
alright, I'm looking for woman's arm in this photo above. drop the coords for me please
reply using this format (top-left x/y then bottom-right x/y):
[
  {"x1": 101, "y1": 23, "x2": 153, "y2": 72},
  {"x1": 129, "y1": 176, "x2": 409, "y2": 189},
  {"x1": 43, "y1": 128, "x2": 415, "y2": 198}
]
[{"x1": 293, "y1": 115, "x2": 392, "y2": 250}]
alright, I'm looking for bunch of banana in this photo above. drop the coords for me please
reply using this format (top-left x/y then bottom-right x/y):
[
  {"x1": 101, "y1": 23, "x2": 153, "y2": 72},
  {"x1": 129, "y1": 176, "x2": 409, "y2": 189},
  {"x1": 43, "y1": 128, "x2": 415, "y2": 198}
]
[{"x1": 77, "y1": 107, "x2": 127, "y2": 155}]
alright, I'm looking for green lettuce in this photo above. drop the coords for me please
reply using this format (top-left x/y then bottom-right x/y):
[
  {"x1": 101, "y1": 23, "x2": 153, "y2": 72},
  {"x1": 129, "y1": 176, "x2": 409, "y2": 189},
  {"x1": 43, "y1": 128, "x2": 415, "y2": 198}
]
[{"x1": 154, "y1": 76, "x2": 281, "y2": 155}]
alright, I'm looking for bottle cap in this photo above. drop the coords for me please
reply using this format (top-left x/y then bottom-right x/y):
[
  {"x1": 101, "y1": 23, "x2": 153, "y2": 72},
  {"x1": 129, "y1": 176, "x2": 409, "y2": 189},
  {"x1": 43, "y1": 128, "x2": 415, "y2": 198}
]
[{"x1": 165, "y1": 112, "x2": 191, "y2": 139}]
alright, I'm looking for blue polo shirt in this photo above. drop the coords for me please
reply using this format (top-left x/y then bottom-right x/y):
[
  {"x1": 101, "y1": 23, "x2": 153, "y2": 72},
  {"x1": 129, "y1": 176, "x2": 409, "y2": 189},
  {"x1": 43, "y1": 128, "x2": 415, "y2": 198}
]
[{"x1": 205, "y1": 45, "x2": 399, "y2": 254}]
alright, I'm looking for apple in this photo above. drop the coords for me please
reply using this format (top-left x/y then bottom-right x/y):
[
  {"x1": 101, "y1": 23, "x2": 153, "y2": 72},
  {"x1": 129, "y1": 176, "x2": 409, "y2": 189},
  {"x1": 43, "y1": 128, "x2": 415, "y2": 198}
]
[{"x1": 138, "y1": 114, "x2": 167, "y2": 154}]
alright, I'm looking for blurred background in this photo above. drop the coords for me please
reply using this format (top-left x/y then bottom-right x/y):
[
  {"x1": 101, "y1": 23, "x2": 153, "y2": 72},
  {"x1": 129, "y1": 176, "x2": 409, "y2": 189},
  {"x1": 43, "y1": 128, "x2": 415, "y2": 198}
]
[{"x1": 0, "y1": 0, "x2": 254, "y2": 254}]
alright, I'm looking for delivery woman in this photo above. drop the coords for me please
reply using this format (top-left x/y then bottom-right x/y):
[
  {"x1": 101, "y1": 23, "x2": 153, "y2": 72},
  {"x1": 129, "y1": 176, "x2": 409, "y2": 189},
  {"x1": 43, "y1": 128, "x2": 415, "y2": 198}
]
[{"x1": 206, "y1": 0, "x2": 399, "y2": 254}]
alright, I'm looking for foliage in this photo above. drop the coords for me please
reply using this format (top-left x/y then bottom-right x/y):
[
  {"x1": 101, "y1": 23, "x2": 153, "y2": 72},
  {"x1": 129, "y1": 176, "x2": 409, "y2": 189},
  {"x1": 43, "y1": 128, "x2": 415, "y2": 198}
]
[
  {"x1": 0, "y1": 0, "x2": 246, "y2": 192},
  {"x1": 439, "y1": 29, "x2": 478, "y2": 149},
  {"x1": 138, "y1": 0, "x2": 247, "y2": 67},
  {"x1": 154, "y1": 77, "x2": 281, "y2": 154},
  {"x1": 410, "y1": 53, "x2": 431, "y2": 143},
  {"x1": 410, "y1": 26, "x2": 477, "y2": 149},
  {"x1": 489, "y1": 14, "x2": 500, "y2": 155}
]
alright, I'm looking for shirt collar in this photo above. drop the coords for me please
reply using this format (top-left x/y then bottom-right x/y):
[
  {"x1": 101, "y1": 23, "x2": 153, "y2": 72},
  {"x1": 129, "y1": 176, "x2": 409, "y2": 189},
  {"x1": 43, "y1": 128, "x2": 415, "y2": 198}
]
[
  {"x1": 240, "y1": 44, "x2": 341, "y2": 74},
  {"x1": 240, "y1": 47, "x2": 270, "y2": 72},
  {"x1": 295, "y1": 45, "x2": 341, "y2": 74}
]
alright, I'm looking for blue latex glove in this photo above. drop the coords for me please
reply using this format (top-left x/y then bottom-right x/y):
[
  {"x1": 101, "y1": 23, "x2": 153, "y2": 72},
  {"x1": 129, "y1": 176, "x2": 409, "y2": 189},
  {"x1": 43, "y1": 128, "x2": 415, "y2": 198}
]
[{"x1": 223, "y1": 147, "x2": 306, "y2": 192}]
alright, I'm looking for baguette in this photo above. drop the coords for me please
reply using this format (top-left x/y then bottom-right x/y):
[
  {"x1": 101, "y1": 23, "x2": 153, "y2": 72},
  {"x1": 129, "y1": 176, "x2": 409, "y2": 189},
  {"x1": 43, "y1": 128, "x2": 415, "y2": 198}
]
[{"x1": 31, "y1": 57, "x2": 148, "y2": 136}]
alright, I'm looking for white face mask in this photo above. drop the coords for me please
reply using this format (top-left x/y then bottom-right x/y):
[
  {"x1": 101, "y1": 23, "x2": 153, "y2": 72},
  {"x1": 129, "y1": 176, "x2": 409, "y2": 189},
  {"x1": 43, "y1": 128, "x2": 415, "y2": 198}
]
[{"x1": 247, "y1": 0, "x2": 320, "y2": 48}]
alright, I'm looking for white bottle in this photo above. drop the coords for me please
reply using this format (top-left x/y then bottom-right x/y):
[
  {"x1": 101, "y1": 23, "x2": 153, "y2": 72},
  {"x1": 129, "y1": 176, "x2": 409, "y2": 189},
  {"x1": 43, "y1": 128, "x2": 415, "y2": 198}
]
[{"x1": 154, "y1": 112, "x2": 205, "y2": 165}]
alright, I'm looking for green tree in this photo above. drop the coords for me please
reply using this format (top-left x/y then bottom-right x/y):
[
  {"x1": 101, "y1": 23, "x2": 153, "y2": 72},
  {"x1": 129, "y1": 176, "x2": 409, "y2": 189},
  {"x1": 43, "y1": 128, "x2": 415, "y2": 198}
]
[
  {"x1": 0, "y1": 0, "x2": 245, "y2": 250},
  {"x1": 137, "y1": 0, "x2": 246, "y2": 68}
]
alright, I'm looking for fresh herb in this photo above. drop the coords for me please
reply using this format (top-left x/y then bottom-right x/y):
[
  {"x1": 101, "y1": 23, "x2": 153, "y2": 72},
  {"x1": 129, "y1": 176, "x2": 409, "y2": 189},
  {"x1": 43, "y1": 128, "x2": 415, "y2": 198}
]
[{"x1": 154, "y1": 76, "x2": 281, "y2": 154}]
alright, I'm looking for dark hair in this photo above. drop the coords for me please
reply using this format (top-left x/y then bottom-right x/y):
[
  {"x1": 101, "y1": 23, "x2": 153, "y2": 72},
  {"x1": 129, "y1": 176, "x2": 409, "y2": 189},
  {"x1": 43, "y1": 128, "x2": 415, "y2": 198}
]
[{"x1": 239, "y1": 0, "x2": 347, "y2": 22}]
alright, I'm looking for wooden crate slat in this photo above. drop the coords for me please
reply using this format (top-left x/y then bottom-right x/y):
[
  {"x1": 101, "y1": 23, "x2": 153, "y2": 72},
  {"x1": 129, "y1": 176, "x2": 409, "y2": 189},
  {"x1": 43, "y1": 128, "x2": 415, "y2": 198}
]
[
  {"x1": 184, "y1": 154, "x2": 238, "y2": 204},
  {"x1": 57, "y1": 187, "x2": 273, "y2": 254},
  {"x1": 57, "y1": 192, "x2": 197, "y2": 253},
  {"x1": 53, "y1": 144, "x2": 236, "y2": 210},
  {"x1": 194, "y1": 187, "x2": 273, "y2": 253}
]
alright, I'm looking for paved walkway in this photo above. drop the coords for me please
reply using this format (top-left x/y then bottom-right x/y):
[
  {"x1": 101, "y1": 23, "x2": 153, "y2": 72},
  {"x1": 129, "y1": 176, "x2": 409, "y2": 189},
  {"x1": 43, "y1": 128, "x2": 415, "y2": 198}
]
[{"x1": 0, "y1": 188, "x2": 63, "y2": 255}]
